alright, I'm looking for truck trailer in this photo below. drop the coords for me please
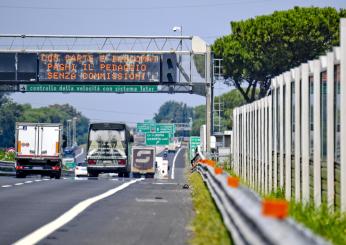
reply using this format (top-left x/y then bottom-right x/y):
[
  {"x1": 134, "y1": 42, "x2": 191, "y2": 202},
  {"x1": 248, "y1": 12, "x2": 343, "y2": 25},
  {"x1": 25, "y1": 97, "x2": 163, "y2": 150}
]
[
  {"x1": 131, "y1": 146, "x2": 156, "y2": 178},
  {"x1": 15, "y1": 123, "x2": 63, "y2": 179}
]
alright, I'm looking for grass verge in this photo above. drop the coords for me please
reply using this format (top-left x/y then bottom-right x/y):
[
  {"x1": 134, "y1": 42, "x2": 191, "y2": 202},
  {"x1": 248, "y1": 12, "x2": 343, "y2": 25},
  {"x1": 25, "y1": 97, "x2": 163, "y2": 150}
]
[
  {"x1": 224, "y1": 166, "x2": 346, "y2": 245},
  {"x1": 188, "y1": 171, "x2": 232, "y2": 245},
  {"x1": 289, "y1": 202, "x2": 346, "y2": 245}
]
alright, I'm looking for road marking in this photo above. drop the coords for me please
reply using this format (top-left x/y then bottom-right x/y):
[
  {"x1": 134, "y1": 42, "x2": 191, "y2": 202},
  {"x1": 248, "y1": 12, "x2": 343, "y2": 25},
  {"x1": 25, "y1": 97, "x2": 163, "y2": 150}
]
[
  {"x1": 34, "y1": 180, "x2": 42, "y2": 182},
  {"x1": 25, "y1": 181, "x2": 33, "y2": 184},
  {"x1": 135, "y1": 198, "x2": 168, "y2": 203},
  {"x1": 1, "y1": 185, "x2": 12, "y2": 188},
  {"x1": 14, "y1": 178, "x2": 143, "y2": 245},
  {"x1": 171, "y1": 147, "x2": 183, "y2": 179},
  {"x1": 15, "y1": 183, "x2": 24, "y2": 186},
  {"x1": 75, "y1": 147, "x2": 84, "y2": 159},
  {"x1": 42, "y1": 178, "x2": 50, "y2": 181}
]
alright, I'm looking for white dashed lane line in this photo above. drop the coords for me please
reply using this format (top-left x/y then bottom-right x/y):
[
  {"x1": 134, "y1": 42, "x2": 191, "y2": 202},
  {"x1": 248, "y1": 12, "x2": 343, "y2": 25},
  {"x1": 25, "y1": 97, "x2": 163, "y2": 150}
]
[
  {"x1": 1, "y1": 185, "x2": 12, "y2": 188},
  {"x1": 1, "y1": 178, "x2": 56, "y2": 188}
]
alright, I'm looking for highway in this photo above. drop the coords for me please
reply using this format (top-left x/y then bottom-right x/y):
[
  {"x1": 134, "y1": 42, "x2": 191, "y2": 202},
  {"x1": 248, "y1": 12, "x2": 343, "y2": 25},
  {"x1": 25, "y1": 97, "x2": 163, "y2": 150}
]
[{"x1": 0, "y1": 147, "x2": 191, "y2": 245}]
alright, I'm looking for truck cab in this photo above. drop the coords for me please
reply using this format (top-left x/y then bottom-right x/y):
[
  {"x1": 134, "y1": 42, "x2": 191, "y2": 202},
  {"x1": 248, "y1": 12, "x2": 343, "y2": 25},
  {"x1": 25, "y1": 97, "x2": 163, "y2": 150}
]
[{"x1": 86, "y1": 123, "x2": 132, "y2": 177}]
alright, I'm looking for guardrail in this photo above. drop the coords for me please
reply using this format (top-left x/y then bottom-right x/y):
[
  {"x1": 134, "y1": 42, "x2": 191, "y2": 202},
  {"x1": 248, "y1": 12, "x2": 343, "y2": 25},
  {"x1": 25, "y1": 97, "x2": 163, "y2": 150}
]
[
  {"x1": 0, "y1": 160, "x2": 15, "y2": 175},
  {"x1": 193, "y1": 149, "x2": 329, "y2": 245}
]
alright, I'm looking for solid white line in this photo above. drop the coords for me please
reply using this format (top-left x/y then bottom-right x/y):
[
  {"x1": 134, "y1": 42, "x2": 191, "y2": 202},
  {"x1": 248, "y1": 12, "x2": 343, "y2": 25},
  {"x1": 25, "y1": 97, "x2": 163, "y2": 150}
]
[
  {"x1": 171, "y1": 147, "x2": 183, "y2": 180},
  {"x1": 42, "y1": 179, "x2": 50, "y2": 181},
  {"x1": 14, "y1": 178, "x2": 143, "y2": 245},
  {"x1": 15, "y1": 183, "x2": 24, "y2": 186},
  {"x1": 1, "y1": 185, "x2": 12, "y2": 188},
  {"x1": 34, "y1": 180, "x2": 42, "y2": 182},
  {"x1": 25, "y1": 181, "x2": 33, "y2": 184},
  {"x1": 75, "y1": 147, "x2": 84, "y2": 159}
]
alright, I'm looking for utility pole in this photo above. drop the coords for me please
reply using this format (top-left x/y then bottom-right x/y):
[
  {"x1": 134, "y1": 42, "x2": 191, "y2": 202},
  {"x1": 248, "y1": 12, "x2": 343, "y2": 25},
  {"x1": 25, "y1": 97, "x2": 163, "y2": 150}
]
[
  {"x1": 72, "y1": 117, "x2": 77, "y2": 146},
  {"x1": 206, "y1": 45, "x2": 213, "y2": 154},
  {"x1": 66, "y1": 119, "x2": 72, "y2": 148}
]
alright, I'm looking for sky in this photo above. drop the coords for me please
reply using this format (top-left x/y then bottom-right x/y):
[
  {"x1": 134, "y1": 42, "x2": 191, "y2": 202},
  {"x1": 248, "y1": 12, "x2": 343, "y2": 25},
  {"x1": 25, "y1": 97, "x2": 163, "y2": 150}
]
[{"x1": 1, "y1": 0, "x2": 345, "y2": 126}]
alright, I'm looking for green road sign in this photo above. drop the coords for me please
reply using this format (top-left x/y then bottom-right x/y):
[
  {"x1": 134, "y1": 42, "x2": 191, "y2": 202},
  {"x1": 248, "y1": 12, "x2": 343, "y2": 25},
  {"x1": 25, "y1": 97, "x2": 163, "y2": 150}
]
[
  {"x1": 21, "y1": 84, "x2": 158, "y2": 93},
  {"x1": 155, "y1": 123, "x2": 175, "y2": 134},
  {"x1": 137, "y1": 123, "x2": 175, "y2": 135},
  {"x1": 145, "y1": 132, "x2": 170, "y2": 146},
  {"x1": 189, "y1": 136, "x2": 201, "y2": 160},
  {"x1": 136, "y1": 123, "x2": 151, "y2": 133}
]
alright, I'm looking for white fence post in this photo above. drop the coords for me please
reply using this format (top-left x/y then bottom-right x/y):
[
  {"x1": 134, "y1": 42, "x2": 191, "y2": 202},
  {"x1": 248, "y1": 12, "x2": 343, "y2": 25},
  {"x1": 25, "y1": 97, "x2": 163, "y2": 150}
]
[
  {"x1": 273, "y1": 78, "x2": 278, "y2": 191},
  {"x1": 285, "y1": 71, "x2": 292, "y2": 200},
  {"x1": 340, "y1": 18, "x2": 346, "y2": 212},
  {"x1": 246, "y1": 105, "x2": 250, "y2": 182},
  {"x1": 250, "y1": 104, "x2": 254, "y2": 188},
  {"x1": 255, "y1": 102, "x2": 259, "y2": 190},
  {"x1": 301, "y1": 63, "x2": 310, "y2": 204},
  {"x1": 294, "y1": 67, "x2": 302, "y2": 201},
  {"x1": 241, "y1": 105, "x2": 246, "y2": 179},
  {"x1": 269, "y1": 94, "x2": 273, "y2": 193},
  {"x1": 327, "y1": 51, "x2": 335, "y2": 210},
  {"x1": 261, "y1": 99, "x2": 265, "y2": 193},
  {"x1": 313, "y1": 58, "x2": 322, "y2": 207},
  {"x1": 263, "y1": 97, "x2": 269, "y2": 193},
  {"x1": 233, "y1": 108, "x2": 237, "y2": 173},
  {"x1": 279, "y1": 75, "x2": 284, "y2": 189}
]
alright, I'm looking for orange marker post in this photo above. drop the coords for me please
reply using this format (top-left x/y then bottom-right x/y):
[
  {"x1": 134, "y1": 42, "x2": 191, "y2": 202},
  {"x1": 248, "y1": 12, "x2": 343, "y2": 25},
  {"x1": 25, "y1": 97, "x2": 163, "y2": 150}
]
[
  {"x1": 227, "y1": 176, "x2": 239, "y2": 188},
  {"x1": 206, "y1": 160, "x2": 216, "y2": 167},
  {"x1": 214, "y1": 167, "x2": 223, "y2": 175},
  {"x1": 262, "y1": 199, "x2": 289, "y2": 219}
]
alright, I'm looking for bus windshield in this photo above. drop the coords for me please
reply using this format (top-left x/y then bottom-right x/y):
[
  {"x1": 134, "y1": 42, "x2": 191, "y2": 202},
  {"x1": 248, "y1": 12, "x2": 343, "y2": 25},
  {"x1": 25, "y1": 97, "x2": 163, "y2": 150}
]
[{"x1": 88, "y1": 129, "x2": 126, "y2": 158}]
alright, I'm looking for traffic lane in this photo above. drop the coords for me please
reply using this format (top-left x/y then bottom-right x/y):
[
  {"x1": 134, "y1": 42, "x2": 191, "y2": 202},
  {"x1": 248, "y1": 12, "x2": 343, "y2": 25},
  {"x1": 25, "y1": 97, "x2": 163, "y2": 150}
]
[
  {"x1": 174, "y1": 147, "x2": 186, "y2": 168},
  {"x1": 172, "y1": 148, "x2": 187, "y2": 183},
  {"x1": 42, "y1": 179, "x2": 192, "y2": 245},
  {"x1": 0, "y1": 175, "x2": 50, "y2": 187},
  {"x1": 0, "y1": 177, "x2": 130, "y2": 245}
]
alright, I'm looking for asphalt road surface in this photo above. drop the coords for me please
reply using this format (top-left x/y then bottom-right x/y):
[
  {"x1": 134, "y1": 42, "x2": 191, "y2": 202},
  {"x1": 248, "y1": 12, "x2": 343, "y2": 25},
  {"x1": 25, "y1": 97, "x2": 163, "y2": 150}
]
[{"x1": 0, "y1": 147, "x2": 192, "y2": 245}]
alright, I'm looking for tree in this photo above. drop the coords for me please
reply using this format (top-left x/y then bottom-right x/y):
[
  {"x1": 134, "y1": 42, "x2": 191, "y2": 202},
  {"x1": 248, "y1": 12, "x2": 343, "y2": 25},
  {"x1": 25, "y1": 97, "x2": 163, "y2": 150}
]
[
  {"x1": 19, "y1": 104, "x2": 90, "y2": 145},
  {"x1": 191, "y1": 105, "x2": 205, "y2": 136},
  {"x1": 154, "y1": 101, "x2": 193, "y2": 123},
  {"x1": 190, "y1": 89, "x2": 245, "y2": 135},
  {"x1": 0, "y1": 99, "x2": 24, "y2": 147},
  {"x1": 0, "y1": 100, "x2": 90, "y2": 148},
  {"x1": 213, "y1": 7, "x2": 346, "y2": 103}
]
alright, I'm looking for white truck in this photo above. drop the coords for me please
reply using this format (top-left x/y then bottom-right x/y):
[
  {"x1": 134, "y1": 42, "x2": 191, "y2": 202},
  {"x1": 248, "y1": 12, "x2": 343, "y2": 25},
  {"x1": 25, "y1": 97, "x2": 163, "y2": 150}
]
[
  {"x1": 131, "y1": 146, "x2": 156, "y2": 178},
  {"x1": 15, "y1": 123, "x2": 63, "y2": 179}
]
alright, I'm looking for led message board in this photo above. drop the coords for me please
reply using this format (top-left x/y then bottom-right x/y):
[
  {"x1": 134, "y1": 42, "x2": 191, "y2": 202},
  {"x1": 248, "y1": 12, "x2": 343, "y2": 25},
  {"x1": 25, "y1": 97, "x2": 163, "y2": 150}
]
[{"x1": 38, "y1": 53, "x2": 161, "y2": 82}]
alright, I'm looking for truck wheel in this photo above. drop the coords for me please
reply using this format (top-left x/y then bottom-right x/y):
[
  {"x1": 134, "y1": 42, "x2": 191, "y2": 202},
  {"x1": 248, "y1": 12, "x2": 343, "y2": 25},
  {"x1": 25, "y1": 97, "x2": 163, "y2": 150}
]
[
  {"x1": 16, "y1": 172, "x2": 25, "y2": 178},
  {"x1": 132, "y1": 173, "x2": 140, "y2": 178},
  {"x1": 88, "y1": 172, "x2": 98, "y2": 178},
  {"x1": 55, "y1": 173, "x2": 61, "y2": 179},
  {"x1": 123, "y1": 172, "x2": 130, "y2": 178},
  {"x1": 118, "y1": 172, "x2": 124, "y2": 177},
  {"x1": 145, "y1": 173, "x2": 155, "y2": 179}
]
